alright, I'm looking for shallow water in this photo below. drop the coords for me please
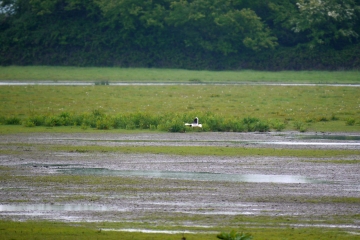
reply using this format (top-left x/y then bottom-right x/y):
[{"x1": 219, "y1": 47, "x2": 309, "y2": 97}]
[
  {"x1": 261, "y1": 141, "x2": 360, "y2": 146},
  {"x1": 59, "y1": 168, "x2": 323, "y2": 184},
  {"x1": 1, "y1": 81, "x2": 360, "y2": 87},
  {"x1": 101, "y1": 228, "x2": 218, "y2": 234},
  {"x1": 298, "y1": 135, "x2": 360, "y2": 141},
  {"x1": 36, "y1": 136, "x2": 360, "y2": 148},
  {"x1": 0, "y1": 204, "x2": 114, "y2": 212}
]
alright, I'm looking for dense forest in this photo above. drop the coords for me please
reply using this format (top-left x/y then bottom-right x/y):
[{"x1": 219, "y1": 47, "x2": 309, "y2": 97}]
[{"x1": 1, "y1": 0, "x2": 360, "y2": 70}]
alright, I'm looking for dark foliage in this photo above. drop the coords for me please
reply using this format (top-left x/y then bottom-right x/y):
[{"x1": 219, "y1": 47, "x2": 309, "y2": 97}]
[{"x1": 0, "y1": 0, "x2": 359, "y2": 70}]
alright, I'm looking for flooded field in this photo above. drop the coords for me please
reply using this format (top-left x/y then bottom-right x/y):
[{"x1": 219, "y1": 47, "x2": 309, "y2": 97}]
[{"x1": 0, "y1": 131, "x2": 359, "y2": 232}]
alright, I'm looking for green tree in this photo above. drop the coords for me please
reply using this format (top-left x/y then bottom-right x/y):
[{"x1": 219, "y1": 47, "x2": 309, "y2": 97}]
[
  {"x1": 94, "y1": 0, "x2": 173, "y2": 58},
  {"x1": 274, "y1": 0, "x2": 360, "y2": 48},
  {"x1": 166, "y1": 0, "x2": 277, "y2": 54}
]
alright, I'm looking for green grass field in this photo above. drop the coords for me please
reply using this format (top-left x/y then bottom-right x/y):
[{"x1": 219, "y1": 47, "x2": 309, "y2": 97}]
[
  {"x1": 0, "y1": 84, "x2": 359, "y2": 132},
  {"x1": 0, "y1": 220, "x2": 358, "y2": 240},
  {"x1": 1, "y1": 66, "x2": 360, "y2": 83}
]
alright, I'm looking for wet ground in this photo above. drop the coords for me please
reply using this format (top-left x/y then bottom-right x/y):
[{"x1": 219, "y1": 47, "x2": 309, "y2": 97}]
[
  {"x1": 1, "y1": 81, "x2": 360, "y2": 87},
  {"x1": 0, "y1": 131, "x2": 359, "y2": 231}
]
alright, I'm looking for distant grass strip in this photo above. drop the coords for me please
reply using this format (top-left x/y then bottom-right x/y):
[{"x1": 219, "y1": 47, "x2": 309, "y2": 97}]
[
  {"x1": 47, "y1": 145, "x2": 360, "y2": 158},
  {"x1": 3, "y1": 142, "x2": 359, "y2": 158},
  {"x1": 1, "y1": 66, "x2": 360, "y2": 83},
  {"x1": 0, "y1": 220, "x2": 358, "y2": 240},
  {"x1": 6, "y1": 143, "x2": 359, "y2": 158}
]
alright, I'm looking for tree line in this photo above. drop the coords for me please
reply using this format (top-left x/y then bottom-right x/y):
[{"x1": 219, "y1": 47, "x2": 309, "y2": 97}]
[{"x1": 1, "y1": 0, "x2": 360, "y2": 70}]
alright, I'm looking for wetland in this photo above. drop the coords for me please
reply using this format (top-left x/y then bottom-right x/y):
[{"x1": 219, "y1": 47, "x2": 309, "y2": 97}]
[{"x1": 0, "y1": 131, "x2": 359, "y2": 235}]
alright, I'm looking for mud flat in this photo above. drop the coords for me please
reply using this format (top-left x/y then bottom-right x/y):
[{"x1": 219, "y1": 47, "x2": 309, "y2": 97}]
[{"x1": 0, "y1": 132, "x2": 359, "y2": 232}]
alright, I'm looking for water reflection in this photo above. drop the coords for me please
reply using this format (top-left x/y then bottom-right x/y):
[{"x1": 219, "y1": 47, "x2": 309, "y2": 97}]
[
  {"x1": 0, "y1": 204, "x2": 113, "y2": 212},
  {"x1": 102, "y1": 228, "x2": 218, "y2": 234},
  {"x1": 59, "y1": 168, "x2": 321, "y2": 184},
  {"x1": 262, "y1": 141, "x2": 360, "y2": 146},
  {"x1": 298, "y1": 135, "x2": 360, "y2": 141}
]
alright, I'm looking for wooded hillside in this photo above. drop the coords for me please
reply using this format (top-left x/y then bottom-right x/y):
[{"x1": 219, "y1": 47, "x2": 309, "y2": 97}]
[{"x1": 1, "y1": 0, "x2": 359, "y2": 70}]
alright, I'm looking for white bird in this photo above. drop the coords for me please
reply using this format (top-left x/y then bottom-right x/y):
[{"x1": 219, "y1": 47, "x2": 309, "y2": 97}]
[{"x1": 185, "y1": 117, "x2": 202, "y2": 128}]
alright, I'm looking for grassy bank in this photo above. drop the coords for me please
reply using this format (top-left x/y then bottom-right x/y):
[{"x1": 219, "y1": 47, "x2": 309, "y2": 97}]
[
  {"x1": 1, "y1": 66, "x2": 360, "y2": 83},
  {"x1": 41, "y1": 145, "x2": 360, "y2": 158},
  {"x1": 2, "y1": 142, "x2": 360, "y2": 158},
  {"x1": 0, "y1": 220, "x2": 358, "y2": 240}
]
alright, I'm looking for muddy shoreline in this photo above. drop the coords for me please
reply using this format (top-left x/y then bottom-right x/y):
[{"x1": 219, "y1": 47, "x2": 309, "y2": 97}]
[{"x1": 0, "y1": 132, "x2": 359, "y2": 231}]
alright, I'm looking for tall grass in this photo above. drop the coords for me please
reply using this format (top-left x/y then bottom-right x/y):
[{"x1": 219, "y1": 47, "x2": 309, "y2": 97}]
[
  {"x1": 8, "y1": 111, "x2": 271, "y2": 132},
  {"x1": 2, "y1": 109, "x2": 357, "y2": 132}
]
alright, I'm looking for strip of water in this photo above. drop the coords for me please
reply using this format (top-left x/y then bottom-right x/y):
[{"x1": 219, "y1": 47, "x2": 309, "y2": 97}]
[
  {"x1": 261, "y1": 141, "x2": 360, "y2": 146},
  {"x1": 0, "y1": 81, "x2": 359, "y2": 87},
  {"x1": 101, "y1": 228, "x2": 218, "y2": 234},
  {"x1": 58, "y1": 168, "x2": 324, "y2": 184},
  {"x1": 0, "y1": 204, "x2": 116, "y2": 212},
  {"x1": 298, "y1": 135, "x2": 360, "y2": 141}
]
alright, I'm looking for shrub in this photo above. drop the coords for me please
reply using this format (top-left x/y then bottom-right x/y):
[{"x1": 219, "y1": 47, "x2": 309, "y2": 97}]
[
  {"x1": 0, "y1": 116, "x2": 6, "y2": 124},
  {"x1": 92, "y1": 109, "x2": 104, "y2": 118},
  {"x1": 127, "y1": 112, "x2": 160, "y2": 129},
  {"x1": 72, "y1": 114, "x2": 85, "y2": 126},
  {"x1": 5, "y1": 116, "x2": 21, "y2": 125},
  {"x1": 27, "y1": 115, "x2": 45, "y2": 126},
  {"x1": 168, "y1": 119, "x2": 186, "y2": 132},
  {"x1": 293, "y1": 121, "x2": 307, "y2": 132},
  {"x1": 23, "y1": 120, "x2": 35, "y2": 127},
  {"x1": 305, "y1": 117, "x2": 315, "y2": 123},
  {"x1": 45, "y1": 116, "x2": 63, "y2": 127},
  {"x1": 217, "y1": 230, "x2": 253, "y2": 240},
  {"x1": 200, "y1": 123, "x2": 211, "y2": 132},
  {"x1": 205, "y1": 115, "x2": 225, "y2": 131},
  {"x1": 254, "y1": 121, "x2": 270, "y2": 132},
  {"x1": 345, "y1": 118, "x2": 356, "y2": 126},
  {"x1": 223, "y1": 119, "x2": 245, "y2": 132},
  {"x1": 0, "y1": 111, "x2": 277, "y2": 132},
  {"x1": 149, "y1": 124, "x2": 157, "y2": 130},
  {"x1": 125, "y1": 122, "x2": 136, "y2": 130},
  {"x1": 270, "y1": 120, "x2": 286, "y2": 131},
  {"x1": 330, "y1": 114, "x2": 339, "y2": 121},
  {"x1": 242, "y1": 117, "x2": 269, "y2": 132},
  {"x1": 81, "y1": 112, "x2": 99, "y2": 128},
  {"x1": 96, "y1": 117, "x2": 113, "y2": 130},
  {"x1": 112, "y1": 115, "x2": 127, "y2": 129},
  {"x1": 58, "y1": 112, "x2": 73, "y2": 126},
  {"x1": 316, "y1": 116, "x2": 328, "y2": 122}
]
